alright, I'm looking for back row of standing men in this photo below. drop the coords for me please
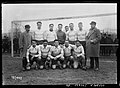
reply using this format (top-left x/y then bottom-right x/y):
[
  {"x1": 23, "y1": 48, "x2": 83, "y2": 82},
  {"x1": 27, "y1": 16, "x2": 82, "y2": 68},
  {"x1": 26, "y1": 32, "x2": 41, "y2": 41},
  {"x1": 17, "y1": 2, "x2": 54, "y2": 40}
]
[
  {"x1": 19, "y1": 21, "x2": 101, "y2": 71},
  {"x1": 32, "y1": 22, "x2": 87, "y2": 46}
]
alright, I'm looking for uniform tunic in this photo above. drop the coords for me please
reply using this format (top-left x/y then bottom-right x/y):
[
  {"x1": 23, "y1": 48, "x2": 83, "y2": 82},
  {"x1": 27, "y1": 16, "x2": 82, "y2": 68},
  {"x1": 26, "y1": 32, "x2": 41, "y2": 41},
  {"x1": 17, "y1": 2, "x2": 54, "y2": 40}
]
[{"x1": 19, "y1": 31, "x2": 32, "y2": 57}]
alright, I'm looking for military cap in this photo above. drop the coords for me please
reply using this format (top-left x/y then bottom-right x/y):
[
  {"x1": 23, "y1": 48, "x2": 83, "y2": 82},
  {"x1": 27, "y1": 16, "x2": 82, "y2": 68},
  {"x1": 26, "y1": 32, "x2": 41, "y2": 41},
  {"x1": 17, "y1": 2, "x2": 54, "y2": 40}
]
[{"x1": 90, "y1": 21, "x2": 96, "y2": 25}]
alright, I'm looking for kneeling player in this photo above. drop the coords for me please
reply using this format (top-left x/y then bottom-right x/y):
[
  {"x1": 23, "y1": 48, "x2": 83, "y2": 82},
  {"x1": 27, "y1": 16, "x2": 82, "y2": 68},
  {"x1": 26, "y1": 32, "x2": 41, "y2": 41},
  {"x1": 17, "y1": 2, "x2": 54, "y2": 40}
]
[
  {"x1": 39, "y1": 40, "x2": 51, "y2": 69},
  {"x1": 62, "y1": 40, "x2": 74, "y2": 69},
  {"x1": 72, "y1": 40, "x2": 86, "y2": 70},
  {"x1": 48, "y1": 39, "x2": 64, "y2": 69},
  {"x1": 25, "y1": 40, "x2": 41, "y2": 70}
]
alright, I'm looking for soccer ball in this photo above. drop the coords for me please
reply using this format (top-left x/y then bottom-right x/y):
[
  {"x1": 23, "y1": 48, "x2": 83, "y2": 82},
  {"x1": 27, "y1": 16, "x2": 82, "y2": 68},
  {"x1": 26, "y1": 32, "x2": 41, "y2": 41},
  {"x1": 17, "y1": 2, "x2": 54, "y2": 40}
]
[
  {"x1": 52, "y1": 65, "x2": 56, "y2": 69},
  {"x1": 26, "y1": 66, "x2": 30, "y2": 70},
  {"x1": 73, "y1": 61, "x2": 78, "y2": 69}
]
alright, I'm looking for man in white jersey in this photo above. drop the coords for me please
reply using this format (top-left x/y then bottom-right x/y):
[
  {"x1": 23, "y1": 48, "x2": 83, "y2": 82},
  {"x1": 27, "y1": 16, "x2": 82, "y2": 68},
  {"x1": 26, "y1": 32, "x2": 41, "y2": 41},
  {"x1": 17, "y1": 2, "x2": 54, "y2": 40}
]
[
  {"x1": 64, "y1": 26, "x2": 69, "y2": 35},
  {"x1": 76, "y1": 22, "x2": 87, "y2": 67},
  {"x1": 72, "y1": 40, "x2": 86, "y2": 70},
  {"x1": 39, "y1": 40, "x2": 51, "y2": 69},
  {"x1": 48, "y1": 39, "x2": 64, "y2": 69},
  {"x1": 44, "y1": 24, "x2": 57, "y2": 46},
  {"x1": 67, "y1": 23, "x2": 77, "y2": 45},
  {"x1": 62, "y1": 40, "x2": 74, "y2": 69},
  {"x1": 26, "y1": 40, "x2": 41, "y2": 71},
  {"x1": 33, "y1": 22, "x2": 45, "y2": 45}
]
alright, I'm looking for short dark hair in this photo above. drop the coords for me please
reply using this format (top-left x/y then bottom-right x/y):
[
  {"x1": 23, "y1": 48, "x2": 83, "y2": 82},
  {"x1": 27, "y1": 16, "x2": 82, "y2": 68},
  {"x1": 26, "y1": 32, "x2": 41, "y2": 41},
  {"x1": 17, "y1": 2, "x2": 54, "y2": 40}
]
[
  {"x1": 25, "y1": 25, "x2": 30, "y2": 28},
  {"x1": 58, "y1": 24, "x2": 63, "y2": 26},
  {"x1": 54, "y1": 39, "x2": 59, "y2": 42},
  {"x1": 69, "y1": 23, "x2": 74, "y2": 25},
  {"x1": 49, "y1": 24, "x2": 54, "y2": 26},
  {"x1": 75, "y1": 40, "x2": 80, "y2": 43},
  {"x1": 78, "y1": 22, "x2": 82, "y2": 24},
  {"x1": 65, "y1": 26, "x2": 68, "y2": 28},
  {"x1": 43, "y1": 39, "x2": 48, "y2": 43},
  {"x1": 32, "y1": 40, "x2": 36, "y2": 43},
  {"x1": 90, "y1": 21, "x2": 96, "y2": 25},
  {"x1": 37, "y1": 21, "x2": 42, "y2": 24}
]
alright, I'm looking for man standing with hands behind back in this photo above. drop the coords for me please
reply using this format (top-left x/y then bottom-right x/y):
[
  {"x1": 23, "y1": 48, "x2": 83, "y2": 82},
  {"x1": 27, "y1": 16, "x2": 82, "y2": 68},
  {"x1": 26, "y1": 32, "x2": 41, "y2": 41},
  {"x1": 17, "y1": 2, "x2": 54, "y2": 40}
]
[{"x1": 85, "y1": 21, "x2": 101, "y2": 71}]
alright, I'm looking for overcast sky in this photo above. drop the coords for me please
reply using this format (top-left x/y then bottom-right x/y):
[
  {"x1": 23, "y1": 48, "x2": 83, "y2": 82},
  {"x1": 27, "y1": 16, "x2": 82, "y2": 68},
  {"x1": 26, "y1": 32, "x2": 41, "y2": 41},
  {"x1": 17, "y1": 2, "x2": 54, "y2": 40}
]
[{"x1": 2, "y1": 3, "x2": 117, "y2": 33}]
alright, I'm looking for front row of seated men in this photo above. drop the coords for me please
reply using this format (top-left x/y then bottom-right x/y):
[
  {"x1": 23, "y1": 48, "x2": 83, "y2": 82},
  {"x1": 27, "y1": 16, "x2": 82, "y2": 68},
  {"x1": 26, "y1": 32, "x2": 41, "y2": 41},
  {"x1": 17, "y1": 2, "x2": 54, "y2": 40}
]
[{"x1": 23, "y1": 39, "x2": 86, "y2": 71}]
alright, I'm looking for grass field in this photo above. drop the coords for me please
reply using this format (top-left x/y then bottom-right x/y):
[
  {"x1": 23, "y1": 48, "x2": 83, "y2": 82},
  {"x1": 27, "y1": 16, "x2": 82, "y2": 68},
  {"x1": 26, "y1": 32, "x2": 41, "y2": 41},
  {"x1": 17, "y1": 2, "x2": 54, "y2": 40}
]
[{"x1": 2, "y1": 53, "x2": 117, "y2": 85}]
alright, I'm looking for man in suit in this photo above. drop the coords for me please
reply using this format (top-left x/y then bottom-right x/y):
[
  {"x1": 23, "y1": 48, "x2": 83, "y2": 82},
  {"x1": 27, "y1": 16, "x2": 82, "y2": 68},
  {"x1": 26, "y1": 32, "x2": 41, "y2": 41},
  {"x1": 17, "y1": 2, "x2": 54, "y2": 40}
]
[
  {"x1": 85, "y1": 21, "x2": 101, "y2": 71},
  {"x1": 19, "y1": 25, "x2": 33, "y2": 71}
]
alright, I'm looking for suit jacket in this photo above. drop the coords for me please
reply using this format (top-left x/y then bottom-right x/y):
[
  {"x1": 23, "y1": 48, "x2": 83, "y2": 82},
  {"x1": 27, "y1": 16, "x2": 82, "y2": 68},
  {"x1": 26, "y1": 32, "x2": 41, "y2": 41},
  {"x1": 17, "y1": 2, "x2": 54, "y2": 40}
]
[{"x1": 19, "y1": 31, "x2": 32, "y2": 57}]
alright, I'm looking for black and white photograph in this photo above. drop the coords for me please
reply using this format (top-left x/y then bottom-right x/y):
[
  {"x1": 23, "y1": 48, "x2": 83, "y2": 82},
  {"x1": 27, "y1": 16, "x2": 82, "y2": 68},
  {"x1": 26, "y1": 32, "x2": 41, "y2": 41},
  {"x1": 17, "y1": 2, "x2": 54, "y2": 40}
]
[{"x1": 2, "y1": 3, "x2": 118, "y2": 85}]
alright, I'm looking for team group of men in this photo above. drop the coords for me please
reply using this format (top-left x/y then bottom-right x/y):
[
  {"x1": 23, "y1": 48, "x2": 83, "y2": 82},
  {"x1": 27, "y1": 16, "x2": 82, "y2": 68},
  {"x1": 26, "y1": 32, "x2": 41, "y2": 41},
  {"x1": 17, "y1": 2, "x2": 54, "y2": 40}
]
[{"x1": 19, "y1": 21, "x2": 101, "y2": 71}]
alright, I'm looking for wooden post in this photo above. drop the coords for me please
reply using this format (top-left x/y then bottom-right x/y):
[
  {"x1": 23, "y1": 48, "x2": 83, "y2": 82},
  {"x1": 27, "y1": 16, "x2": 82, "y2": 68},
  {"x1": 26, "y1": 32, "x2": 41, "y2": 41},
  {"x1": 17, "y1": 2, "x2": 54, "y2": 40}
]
[{"x1": 11, "y1": 21, "x2": 14, "y2": 57}]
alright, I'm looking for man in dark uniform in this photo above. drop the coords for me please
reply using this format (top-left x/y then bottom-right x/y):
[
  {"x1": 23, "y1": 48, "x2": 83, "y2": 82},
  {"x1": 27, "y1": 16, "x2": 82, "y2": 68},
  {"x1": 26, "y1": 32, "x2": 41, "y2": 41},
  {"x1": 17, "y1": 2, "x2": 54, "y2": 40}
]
[{"x1": 56, "y1": 24, "x2": 66, "y2": 45}]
